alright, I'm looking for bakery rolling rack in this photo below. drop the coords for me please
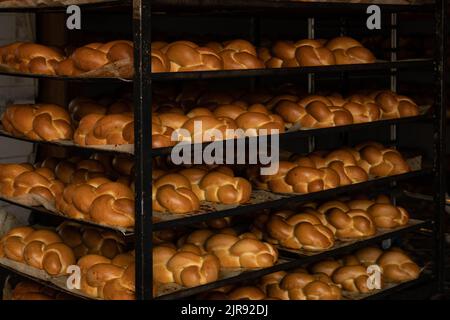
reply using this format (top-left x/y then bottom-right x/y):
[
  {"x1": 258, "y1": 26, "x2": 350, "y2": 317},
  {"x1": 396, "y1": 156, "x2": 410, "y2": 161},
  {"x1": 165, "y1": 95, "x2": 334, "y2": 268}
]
[{"x1": 0, "y1": 0, "x2": 446, "y2": 301}]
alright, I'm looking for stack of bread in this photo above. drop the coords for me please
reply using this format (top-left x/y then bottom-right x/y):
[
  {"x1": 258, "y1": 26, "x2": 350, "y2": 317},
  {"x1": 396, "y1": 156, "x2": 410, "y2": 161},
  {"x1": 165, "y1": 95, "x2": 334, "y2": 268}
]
[
  {"x1": 153, "y1": 228, "x2": 278, "y2": 290},
  {"x1": 0, "y1": 163, "x2": 64, "y2": 207},
  {"x1": 259, "y1": 36, "x2": 375, "y2": 68},
  {"x1": 153, "y1": 165, "x2": 252, "y2": 214},
  {"x1": 152, "y1": 39, "x2": 264, "y2": 73},
  {"x1": 247, "y1": 142, "x2": 411, "y2": 194},
  {"x1": 310, "y1": 246, "x2": 421, "y2": 293},
  {"x1": 9, "y1": 280, "x2": 74, "y2": 300},
  {"x1": 0, "y1": 226, "x2": 76, "y2": 276},
  {"x1": 152, "y1": 103, "x2": 285, "y2": 148},
  {"x1": 77, "y1": 251, "x2": 135, "y2": 300},
  {"x1": 251, "y1": 194, "x2": 410, "y2": 252},
  {"x1": 198, "y1": 245, "x2": 421, "y2": 300},
  {"x1": 56, "y1": 221, "x2": 126, "y2": 259},
  {"x1": 273, "y1": 90, "x2": 419, "y2": 128},
  {"x1": 0, "y1": 41, "x2": 133, "y2": 77}
]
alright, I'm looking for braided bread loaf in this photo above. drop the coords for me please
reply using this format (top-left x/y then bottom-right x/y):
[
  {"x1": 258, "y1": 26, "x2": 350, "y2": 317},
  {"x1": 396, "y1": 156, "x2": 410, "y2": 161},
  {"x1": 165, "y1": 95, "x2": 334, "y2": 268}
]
[
  {"x1": 371, "y1": 91, "x2": 420, "y2": 119},
  {"x1": 56, "y1": 40, "x2": 133, "y2": 76},
  {"x1": 326, "y1": 37, "x2": 376, "y2": 64},
  {"x1": 265, "y1": 270, "x2": 342, "y2": 300},
  {"x1": 68, "y1": 97, "x2": 133, "y2": 124},
  {"x1": 56, "y1": 177, "x2": 134, "y2": 228},
  {"x1": 153, "y1": 244, "x2": 220, "y2": 288},
  {"x1": 207, "y1": 40, "x2": 265, "y2": 70},
  {"x1": 0, "y1": 226, "x2": 75, "y2": 276},
  {"x1": 73, "y1": 112, "x2": 134, "y2": 146},
  {"x1": 264, "y1": 211, "x2": 335, "y2": 251},
  {"x1": 11, "y1": 281, "x2": 73, "y2": 300},
  {"x1": 0, "y1": 42, "x2": 64, "y2": 75},
  {"x1": 78, "y1": 252, "x2": 135, "y2": 300},
  {"x1": 274, "y1": 95, "x2": 353, "y2": 129},
  {"x1": 1, "y1": 104, "x2": 73, "y2": 141},
  {"x1": 0, "y1": 163, "x2": 64, "y2": 205},
  {"x1": 356, "y1": 143, "x2": 411, "y2": 177},
  {"x1": 204, "y1": 233, "x2": 278, "y2": 268},
  {"x1": 57, "y1": 221, "x2": 126, "y2": 259},
  {"x1": 377, "y1": 249, "x2": 420, "y2": 283},
  {"x1": 38, "y1": 156, "x2": 106, "y2": 184}
]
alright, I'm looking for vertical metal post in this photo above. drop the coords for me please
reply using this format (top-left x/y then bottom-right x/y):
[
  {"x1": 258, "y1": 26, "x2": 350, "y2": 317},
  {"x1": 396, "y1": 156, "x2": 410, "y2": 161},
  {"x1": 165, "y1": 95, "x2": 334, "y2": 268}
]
[
  {"x1": 433, "y1": 0, "x2": 447, "y2": 294},
  {"x1": 250, "y1": 16, "x2": 261, "y2": 92},
  {"x1": 390, "y1": 13, "x2": 398, "y2": 146},
  {"x1": 133, "y1": 0, "x2": 153, "y2": 300}
]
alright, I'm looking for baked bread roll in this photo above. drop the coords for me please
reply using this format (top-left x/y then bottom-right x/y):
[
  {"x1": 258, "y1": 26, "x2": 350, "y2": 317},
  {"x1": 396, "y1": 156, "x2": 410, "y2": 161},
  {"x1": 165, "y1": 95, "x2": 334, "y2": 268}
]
[
  {"x1": 326, "y1": 37, "x2": 376, "y2": 64},
  {"x1": 354, "y1": 246, "x2": 383, "y2": 267},
  {"x1": 0, "y1": 163, "x2": 64, "y2": 205},
  {"x1": 203, "y1": 286, "x2": 266, "y2": 300},
  {"x1": 56, "y1": 177, "x2": 134, "y2": 228},
  {"x1": 0, "y1": 42, "x2": 64, "y2": 75},
  {"x1": 366, "y1": 203, "x2": 409, "y2": 229},
  {"x1": 357, "y1": 144, "x2": 411, "y2": 177},
  {"x1": 343, "y1": 94, "x2": 380, "y2": 123},
  {"x1": 68, "y1": 97, "x2": 132, "y2": 124},
  {"x1": 265, "y1": 211, "x2": 335, "y2": 251},
  {"x1": 39, "y1": 157, "x2": 106, "y2": 184},
  {"x1": 153, "y1": 244, "x2": 220, "y2": 288},
  {"x1": 265, "y1": 270, "x2": 341, "y2": 300},
  {"x1": 152, "y1": 173, "x2": 200, "y2": 214},
  {"x1": 73, "y1": 113, "x2": 134, "y2": 146},
  {"x1": 1, "y1": 104, "x2": 73, "y2": 141},
  {"x1": 332, "y1": 265, "x2": 377, "y2": 293},
  {"x1": 371, "y1": 91, "x2": 419, "y2": 119},
  {"x1": 207, "y1": 39, "x2": 265, "y2": 70},
  {"x1": 57, "y1": 221, "x2": 126, "y2": 259},
  {"x1": 377, "y1": 249, "x2": 420, "y2": 283},
  {"x1": 326, "y1": 208, "x2": 376, "y2": 240},
  {"x1": 11, "y1": 281, "x2": 73, "y2": 300},
  {"x1": 310, "y1": 259, "x2": 342, "y2": 277},
  {"x1": 56, "y1": 40, "x2": 133, "y2": 76},
  {"x1": 204, "y1": 233, "x2": 278, "y2": 268},
  {"x1": 0, "y1": 226, "x2": 75, "y2": 276},
  {"x1": 159, "y1": 40, "x2": 223, "y2": 72},
  {"x1": 78, "y1": 252, "x2": 135, "y2": 300}
]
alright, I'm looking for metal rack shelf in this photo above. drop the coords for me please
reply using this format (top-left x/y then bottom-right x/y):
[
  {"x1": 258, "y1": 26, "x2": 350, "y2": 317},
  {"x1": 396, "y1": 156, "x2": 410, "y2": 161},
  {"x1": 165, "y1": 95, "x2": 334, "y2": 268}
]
[
  {"x1": 152, "y1": 60, "x2": 434, "y2": 81},
  {"x1": 151, "y1": 114, "x2": 429, "y2": 157},
  {"x1": 153, "y1": 169, "x2": 431, "y2": 231},
  {"x1": 156, "y1": 219, "x2": 431, "y2": 299},
  {"x1": 0, "y1": 71, "x2": 131, "y2": 82}
]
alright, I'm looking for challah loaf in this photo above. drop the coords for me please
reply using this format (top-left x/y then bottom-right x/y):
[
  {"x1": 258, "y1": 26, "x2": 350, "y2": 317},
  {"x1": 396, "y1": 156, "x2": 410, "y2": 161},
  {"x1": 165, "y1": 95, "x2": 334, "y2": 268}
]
[
  {"x1": 325, "y1": 208, "x2": 376, "y2": 239},
  {"x1": 11, "y1": 281, "x2": 73, "y2": 300},
  {"x1": 0, "y1": 42, "x2": 64, "y2": 75},
  {"x1": 56, "y1": 177, "x2": 134, "y2": 228},
  {"x1": 78, "y1": 252, "x2": 135, "y2": 300},
  {"x1": 1, "y1": 104, "x2": 73, "y2": 141},
  {"x1": 39, "y1": 157, "x2": 106, "y2": 184},
  {"x1": 371, "y1": 91, "x2": 420, "y2": 119},
  {"x1": 56, "y1": 40, "x2": 133, "y2": 76},
  {"x1": 0, "y1": 163, "x2": 64, "y2": 205},
  {"x1": 207, "y1": 39, "x2": 265, "y2": 70},
  {"x1": 153, "y1": 244, "x2": 220, "y2": 288},
  {"x1": 204, "y1": 233, "x2": 278, "y2": 268},
  {"x1": 331, "y1": 265, "x2": 376, "y2": 293},
  {"x1": 377, "y1": 249, "x2": 420, "y2": 283},
  {"x1": 57, "y1": 221, "x2": 126, "y2": 259},
  {"x1": 326, "y1": 37, "x2": 376, "y2": 64},
  {"x1": 0, "y1": 226, "x2": 75, "y2": 276},
  {"x1": 203, "y1": 286, "x2": 266, "y2": 300},
  {"x1": 357, "y1": 144, "x2": 411, "y2": 176},
  {"x1": 68, "y1": 97, "x2": 133, "y2": 124},
  {"x1": 73, "y1": 113, "x2": 134, "y2": 145},
  {"x1": 265, "y1": 211, "x2": 335, "y2": 251},
  {"x1": 265, "y1": 270, "x2": 342, "y2": 300}
]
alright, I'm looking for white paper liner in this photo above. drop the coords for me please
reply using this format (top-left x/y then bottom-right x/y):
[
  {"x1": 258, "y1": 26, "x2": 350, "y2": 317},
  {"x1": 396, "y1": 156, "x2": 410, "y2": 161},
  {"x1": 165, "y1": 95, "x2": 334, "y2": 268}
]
[
  {"x1": 156, "y1": 259, "x2": 290, "y2": 298},
  {"x1": 0, "y1": 257, "x2": 98, "y2": 299}
]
